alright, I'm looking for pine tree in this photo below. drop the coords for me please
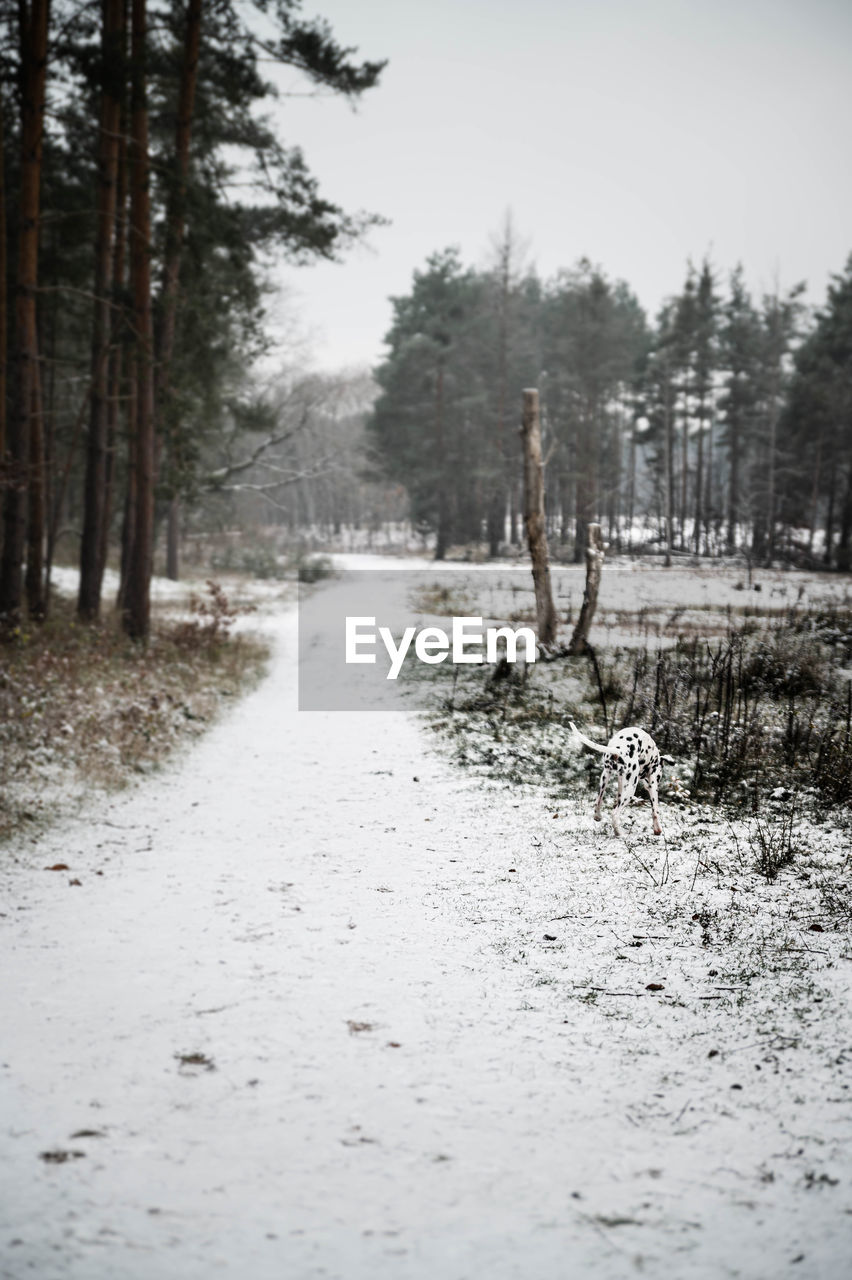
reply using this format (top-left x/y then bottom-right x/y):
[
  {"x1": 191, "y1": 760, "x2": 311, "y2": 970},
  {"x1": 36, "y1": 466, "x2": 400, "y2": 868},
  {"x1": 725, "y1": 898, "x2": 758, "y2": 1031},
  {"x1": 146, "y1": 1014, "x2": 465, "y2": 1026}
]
[
  {"x1": 718, "y1": 266, "x2": 761, "y2": 554},
  {"x1": 0, "y1": 0, "x2": 50, "y2": 630}
]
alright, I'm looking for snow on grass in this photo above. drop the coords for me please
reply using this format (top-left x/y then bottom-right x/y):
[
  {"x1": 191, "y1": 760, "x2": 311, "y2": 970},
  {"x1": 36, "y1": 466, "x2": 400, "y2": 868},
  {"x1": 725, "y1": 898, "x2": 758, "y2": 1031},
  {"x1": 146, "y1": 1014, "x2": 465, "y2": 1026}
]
[
  {"x1": 0, "y1": 575, "x2": 271, "y2": 841},
  {"x1": 1, "y1": 562, "x2": 851, "y2": 1278}
]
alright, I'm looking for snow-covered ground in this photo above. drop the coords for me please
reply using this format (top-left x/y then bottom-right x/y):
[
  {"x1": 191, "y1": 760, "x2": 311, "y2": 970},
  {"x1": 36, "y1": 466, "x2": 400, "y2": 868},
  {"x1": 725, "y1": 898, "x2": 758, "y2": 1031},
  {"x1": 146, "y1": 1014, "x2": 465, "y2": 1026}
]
[{"x1": 2, "y1": 570, "x2": 851, "y2": 1279}]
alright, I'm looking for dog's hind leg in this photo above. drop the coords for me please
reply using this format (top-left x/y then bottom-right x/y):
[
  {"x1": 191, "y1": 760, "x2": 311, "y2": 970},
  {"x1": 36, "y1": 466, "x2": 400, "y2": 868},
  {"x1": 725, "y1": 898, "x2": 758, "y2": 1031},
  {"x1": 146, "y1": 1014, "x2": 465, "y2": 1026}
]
[
  {"x1": 610, "y1": 771, "x2": 626, "y2": 837},
  {"x1": 647, "y1": 771, "x2": 663, "y2": 836},
  {"x1": 593, "y1": 764, "x2": 609, "y2": 823}
]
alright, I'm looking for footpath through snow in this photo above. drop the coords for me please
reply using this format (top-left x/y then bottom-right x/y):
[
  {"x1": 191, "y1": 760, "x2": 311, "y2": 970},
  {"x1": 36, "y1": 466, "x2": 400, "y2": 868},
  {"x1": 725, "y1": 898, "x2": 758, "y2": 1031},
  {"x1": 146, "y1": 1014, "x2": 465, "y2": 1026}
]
[{"x1": 2, "y1": 583, "x2": 851, "y2": 1279}]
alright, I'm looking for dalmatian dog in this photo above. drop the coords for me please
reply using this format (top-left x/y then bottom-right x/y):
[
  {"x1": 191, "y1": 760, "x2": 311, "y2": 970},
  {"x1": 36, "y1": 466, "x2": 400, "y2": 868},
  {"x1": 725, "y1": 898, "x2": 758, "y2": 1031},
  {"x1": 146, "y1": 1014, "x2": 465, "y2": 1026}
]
[{"x1": 569, "y1": 721, "x2": 669, "y2": 838}]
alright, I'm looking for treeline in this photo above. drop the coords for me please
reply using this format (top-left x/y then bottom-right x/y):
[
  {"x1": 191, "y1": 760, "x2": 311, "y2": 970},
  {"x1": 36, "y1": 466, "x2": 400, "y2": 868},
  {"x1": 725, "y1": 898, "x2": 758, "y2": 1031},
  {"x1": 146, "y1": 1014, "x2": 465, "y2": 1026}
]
[
  {"x1": 200, "y1": 368, "x2": 407, "y2": 540},
  {"x1": 367, "y1": 228, "x2": 852, "y2": 568},
  {"x1": 0, "y1": 0, "x2": 384, "y2": 638}
]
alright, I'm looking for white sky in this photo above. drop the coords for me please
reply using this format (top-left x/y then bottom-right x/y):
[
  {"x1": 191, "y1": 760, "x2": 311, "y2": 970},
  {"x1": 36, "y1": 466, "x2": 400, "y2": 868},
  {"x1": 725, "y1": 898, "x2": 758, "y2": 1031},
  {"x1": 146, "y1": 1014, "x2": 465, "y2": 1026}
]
[{"x1": 263, "y1": 0, "x2": 852, "y2": 372}]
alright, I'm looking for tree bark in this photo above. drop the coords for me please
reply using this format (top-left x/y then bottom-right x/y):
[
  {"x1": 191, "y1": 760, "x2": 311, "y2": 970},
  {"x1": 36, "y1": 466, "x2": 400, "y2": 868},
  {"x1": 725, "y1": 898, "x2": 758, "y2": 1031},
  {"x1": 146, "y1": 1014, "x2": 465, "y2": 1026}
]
[
  {"x1": 663, "y1": 362, "x2": 674, "y2": 567},
  {"x1": 157, "y1": 0, "x2": 203, "y2": 582},
  {"x1": 99, "y1": 120, "x2": 130, "y2": 586},
  {"x1": 0, "y1": 0, "x2": 49, "y2": 630},
  {"x1": 0, "y1": 93, "x2": 7, "y2": 469},
  {"x1": 434, "y1": 360, "x2": 448, "y2": 560},
  {"x1": 122, "y1": 0, "x2": 155, "y2": 639},
  {"x1": 25, "y1": 345, "x2": 46, "y2": 619},
  {"x1": 568, "y1": 522, "x2": 604, "y2": 655},
  {"x1": 694, "y1": 394, "x2": 704, "y2": 554},
  {"x1": 520, "y1": 388, "x2": 557, "y2": 649},
  {"x1": 727, "y1": 413, "x2": 740, "y2": 553},
  {"x1": 79, "y1": 0, "x2": 125, "y2": 620}
]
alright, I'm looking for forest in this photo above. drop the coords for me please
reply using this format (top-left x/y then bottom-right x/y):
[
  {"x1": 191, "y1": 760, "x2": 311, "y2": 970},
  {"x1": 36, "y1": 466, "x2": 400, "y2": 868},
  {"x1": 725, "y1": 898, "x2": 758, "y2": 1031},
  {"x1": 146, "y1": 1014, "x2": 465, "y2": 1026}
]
[
  {"x1": 2, "y1": 0, "x2": 852, "y2": 655},
  {"x1": 369, "y1": 237, "x2": 852, "y2": 568},
  {"x1": 0, "y1": 0, "x2": 385, "y2": 639}
]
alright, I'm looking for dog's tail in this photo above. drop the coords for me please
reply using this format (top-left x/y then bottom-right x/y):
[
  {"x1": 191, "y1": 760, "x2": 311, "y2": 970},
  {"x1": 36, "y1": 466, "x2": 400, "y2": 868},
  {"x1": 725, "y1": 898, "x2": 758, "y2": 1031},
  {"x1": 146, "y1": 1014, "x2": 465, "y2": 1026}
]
[{"x1": 567, "y1": 720, "x2": 609, "y2": 756}]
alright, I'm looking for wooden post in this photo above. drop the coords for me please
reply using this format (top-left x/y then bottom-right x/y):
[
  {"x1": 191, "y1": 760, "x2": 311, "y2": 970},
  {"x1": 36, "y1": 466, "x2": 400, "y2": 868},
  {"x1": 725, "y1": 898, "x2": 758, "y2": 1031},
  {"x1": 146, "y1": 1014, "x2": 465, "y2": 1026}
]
[
  {"x1": 520, "y1": 388, "x2": 557, "y2": 649},
  {"x1": 568, "y1": 522, "x2": 604, "y2": 655}
]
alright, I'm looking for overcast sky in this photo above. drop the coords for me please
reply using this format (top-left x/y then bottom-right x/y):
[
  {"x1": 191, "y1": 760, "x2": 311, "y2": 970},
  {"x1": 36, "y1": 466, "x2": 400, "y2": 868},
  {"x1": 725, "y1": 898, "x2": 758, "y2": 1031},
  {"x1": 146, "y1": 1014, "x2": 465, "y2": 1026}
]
[{"x1": 263, "y1": 0, "x2": 852, "y2": 372}]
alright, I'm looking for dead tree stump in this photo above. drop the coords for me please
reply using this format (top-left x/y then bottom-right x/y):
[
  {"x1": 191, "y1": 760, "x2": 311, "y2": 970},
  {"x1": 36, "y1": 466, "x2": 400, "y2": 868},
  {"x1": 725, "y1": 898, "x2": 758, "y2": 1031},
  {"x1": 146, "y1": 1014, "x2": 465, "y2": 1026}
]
[
  {"x1": 520, "y1": 388, "x2": 558, "y2": 650},
  {"x1": 568, "y1": 522, "x2": 604, "y2": 654}
]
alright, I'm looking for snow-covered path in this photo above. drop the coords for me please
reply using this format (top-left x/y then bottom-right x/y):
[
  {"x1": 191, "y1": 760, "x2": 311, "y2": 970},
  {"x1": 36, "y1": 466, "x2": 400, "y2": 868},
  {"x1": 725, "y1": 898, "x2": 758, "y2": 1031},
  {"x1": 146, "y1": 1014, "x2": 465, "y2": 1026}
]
[{"x1": 2, "y1": 595, "x2": 850, "y2": 1279}]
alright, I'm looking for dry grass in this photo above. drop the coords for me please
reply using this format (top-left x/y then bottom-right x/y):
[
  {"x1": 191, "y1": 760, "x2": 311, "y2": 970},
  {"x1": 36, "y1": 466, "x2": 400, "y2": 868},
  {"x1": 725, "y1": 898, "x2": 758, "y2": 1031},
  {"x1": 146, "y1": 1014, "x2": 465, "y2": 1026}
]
[{"x1": 0, "y1": 583, "x2": 268, "y2": 841}]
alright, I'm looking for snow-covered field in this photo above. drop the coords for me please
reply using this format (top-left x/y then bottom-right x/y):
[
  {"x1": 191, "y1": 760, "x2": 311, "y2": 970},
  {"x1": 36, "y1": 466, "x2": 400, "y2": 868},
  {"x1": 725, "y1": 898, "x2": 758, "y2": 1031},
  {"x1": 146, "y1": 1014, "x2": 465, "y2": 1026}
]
[{"x1": 2, "y1": 564, "x2": 851, "y2": 1279}]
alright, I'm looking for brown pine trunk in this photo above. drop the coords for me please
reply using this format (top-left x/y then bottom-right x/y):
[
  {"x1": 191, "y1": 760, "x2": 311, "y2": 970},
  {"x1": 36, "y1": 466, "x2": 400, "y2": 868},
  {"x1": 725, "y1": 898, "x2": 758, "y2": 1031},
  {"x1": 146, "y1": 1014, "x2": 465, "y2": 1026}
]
[
  {"x1": 0, "y1": 0, "x2": 49, "y2": 630},
  {"x1": 165, "y1": 495, "x2": 179, "y2": 579},
  {"x1": 79, "y1": 0, "x2": 125, "y2": 620},
  {"x1": 0, "y1": 93, "x2": 7, "y2": 469},
  {"x1": 122, "y1": 0, "x2": 155, "y2": 639},
  {"x1": 520, "y1": 388, "x2": 557, "y2": 649},
  {"x1": 158, "y1": 0, "x2": 203, "y2": 582},
  {"x1": 25, "y1": 345, "x2": 46, "y2": 618},
  {"x1": 118, "y1": 357, "x2": 137, "y2": 609},
  {"x1": 100, "y1": 110, "x2": 130, "y2": 587}
]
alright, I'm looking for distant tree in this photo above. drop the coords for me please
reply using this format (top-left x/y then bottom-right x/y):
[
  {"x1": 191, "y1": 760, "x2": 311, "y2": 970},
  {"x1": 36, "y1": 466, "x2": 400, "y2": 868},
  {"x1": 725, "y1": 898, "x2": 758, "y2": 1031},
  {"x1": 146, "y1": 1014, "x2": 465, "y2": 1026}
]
[
  {"x1": 482, "y1": 213, "x2": 538, "y2": 555},
  {"x1": 717, "y1": 266, "x2": 761, "y2": 553},
  {"x1": 752, "y1": 282, "x2": 805, "y2": 565},
  {"x1": 368, "y1": 249, "x2": 486, "y2": 559},
  {"x1": 692, "y1": 259, "x2": 719, "y2": 554},
  {"x1": 540, "y1": 261, "x2": 647, "y2": 559},
  {"x1": 782, "y1": 258, "x2": 852, "y2": 566},
  {"x1": 641, "y1": 301, "x2": 679, "y2": 562}
]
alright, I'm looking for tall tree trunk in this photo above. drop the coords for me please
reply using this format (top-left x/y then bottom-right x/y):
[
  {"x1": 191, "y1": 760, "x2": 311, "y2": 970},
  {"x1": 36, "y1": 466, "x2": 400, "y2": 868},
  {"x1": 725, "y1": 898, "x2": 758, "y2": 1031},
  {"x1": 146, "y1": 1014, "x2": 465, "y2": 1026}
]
[
  {"x1": 765, "y1": 394, "x2": 780, "y2": 568},
  {"x1": 118, "y1": 357, "x2": 137, "y2": 608},
  {"x1": 663, "y1": 364, "x2": 674, "y2": 567},
  {"x1": 100, "y1": 110, "x2": 129, "y2": 586},
  {"x1": 837, "y1": 457, "x2": 852, "y2": 572},
  {"x1": 704, "y1": 413, "x2": 715, "y2": 554},
  {"x1": 679, "y1": 398, "x2": 689, "y2": 549},
  {"x1": 122, "y1": 0, "x2": 155, "y2": 639},
  {"x1": 626, "y1": 418, "x2": 636, "y2": 553},
  {"x1": 434, "y1": 360, "x2": 448, "y2": 560},
  {"x1": 806, "y1": 434, "x2": 822, "y2": 560},
  {"x1": 520, "y1": 388, "x2": 557, "y2": 649},
  {"x1": 824, "y1": 466, "x2": 837, "y2": 567},
  {"x1": 25, "y1": 344, "x2": 46, "y2": 618},
  {"x1": 157, "y1": 0, "x2": 203, "y2": 582},
  {"x1": 0, "y1": 0, "x2": 49, "y2": 630},
  {"x1": 694, "y1": 402, "x2": 704, "y2": 555},
  {"x1": 0, "y1": 93, "x2": 7, "y2": 471},
  {"x1": 79, "y1": 0, "x2": 125, "y2": 620},
  {"x1": 727, "y1": 413, "x2": 740, "y2": 553}
]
